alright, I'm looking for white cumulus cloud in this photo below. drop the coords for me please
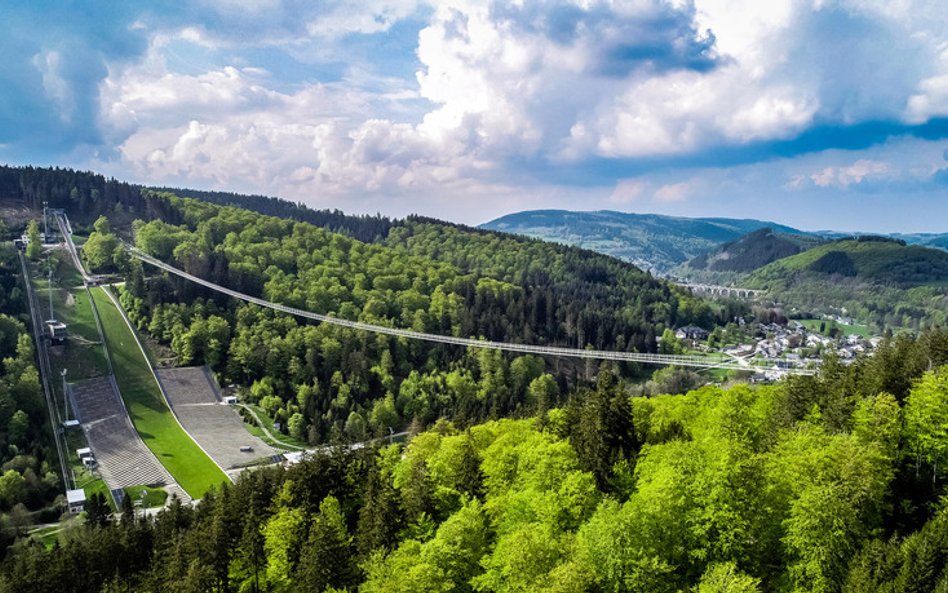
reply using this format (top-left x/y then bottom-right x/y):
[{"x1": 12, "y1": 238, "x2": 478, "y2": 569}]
[
  {"x1": 86, "y1": 0, "x2": 948, "y2": 220},
  {"x1": 810, "y1": 159, "x2": 892, "y2": 188}
]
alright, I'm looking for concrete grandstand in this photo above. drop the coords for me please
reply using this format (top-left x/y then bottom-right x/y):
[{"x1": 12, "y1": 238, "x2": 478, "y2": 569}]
[
  {"x1": 67, "y1": 377, "x2": 185, "y2": 498},
  {"x1": 156, "y1": 367, "x2": 279, "y2": 469}
]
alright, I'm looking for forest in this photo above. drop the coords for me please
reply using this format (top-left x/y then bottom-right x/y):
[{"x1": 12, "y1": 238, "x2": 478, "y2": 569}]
[
  {"x1": 4, "y1": 165, "x2": 948, "y2": 592},
  {"x1": 0, "y1": 243, "x2": 62, "y2": 538},
  {"x1": 0, "y1": 165, "x2": 734, "y2": 444},
  {"x1": 0, "y1": 330, "x2": 945, "y2": 593},
  {"x1": 108, "y1": 191, "x2": 722, "y2": 444}
]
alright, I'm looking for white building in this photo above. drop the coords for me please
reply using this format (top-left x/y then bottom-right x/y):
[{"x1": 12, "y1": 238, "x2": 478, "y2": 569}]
[{"x1": 66, "y1": 489, "x2": 86, "y2": 514}]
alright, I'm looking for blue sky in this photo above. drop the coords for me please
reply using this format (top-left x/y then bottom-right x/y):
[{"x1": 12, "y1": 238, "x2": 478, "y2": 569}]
[{"x1": 1, "y1": 0, "x2": 946, "y2": 232}]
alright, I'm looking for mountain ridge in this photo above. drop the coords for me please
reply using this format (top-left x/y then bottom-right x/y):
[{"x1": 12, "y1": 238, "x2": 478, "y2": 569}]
[
  {"x1": 481, "y1": 209, "x2": 948, "y2": 274},
  {"x1": 747, "y1": 237, "x2": 948, "y2": 289},
  {"x1": 683, "y1": 228, "x2": 825, "y2": 275},
  {"x1": 480, "y1": 209, "x2": 811, "y2": 272}
]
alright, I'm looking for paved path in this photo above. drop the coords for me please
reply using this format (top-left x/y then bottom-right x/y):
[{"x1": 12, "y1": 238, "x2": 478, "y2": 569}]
[{"x1": 234, "y1": 404, "x2": 305, "y2": 451}]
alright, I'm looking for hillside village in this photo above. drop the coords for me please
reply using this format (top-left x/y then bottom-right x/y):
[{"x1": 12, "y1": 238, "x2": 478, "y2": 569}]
[{"x1": 678, "y1": 316, "x2": 881, "y2": 382}]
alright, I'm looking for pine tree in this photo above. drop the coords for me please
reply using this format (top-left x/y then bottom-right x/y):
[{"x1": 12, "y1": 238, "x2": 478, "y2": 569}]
[
  {"x1": 456, "y1": 432, "x2": 484, "y2": 500},
  {"x1": 238, "y1": 507, "x2": 266, "y2": 593},
  {"x1": 295, "y1": 496, "x2": 356, "y2": 592},
  {"x1": 121, "y1": 489, "x2": 135, "y2": 523},
  {"x1": 86, "y1": 492, "x2": 111, "y2": 528},
  {"x1": 356, "y1": 463, "x2": 401, "y2": 557}
]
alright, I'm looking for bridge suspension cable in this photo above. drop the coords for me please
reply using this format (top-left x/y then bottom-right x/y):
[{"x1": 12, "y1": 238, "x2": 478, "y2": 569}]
[{"x1": 127, "y1": 246, "x2": 814, "y2": 375}]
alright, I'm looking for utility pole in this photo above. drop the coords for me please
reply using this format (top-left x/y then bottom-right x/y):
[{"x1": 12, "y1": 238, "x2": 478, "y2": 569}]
[{"x1": 42, "y1": 201, "x2": 48, "y2": 244}]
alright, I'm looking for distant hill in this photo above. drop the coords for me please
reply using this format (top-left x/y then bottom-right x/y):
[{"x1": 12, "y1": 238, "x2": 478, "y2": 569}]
[
  {"x1": 748, "y1": 236, "x2": 948, "y2": 288},
  {"x1": 480, "y1": 210, "x2": 807, "y2": 272},
  {"x1": 891, "y1": 232, "x2": 948, "y2": 251},
  {"x1": 685, "y1": 228, "x2": 824, "y2": 274},
  {"x1": 928, "y1": 236, "x2": 948, "y2": 250},
  {"x1": 816, "y1": 230, "x2": 948, "y2": 252},
  {"x1": 744, "y1": 237, "x2": 948, "y2": 330}
]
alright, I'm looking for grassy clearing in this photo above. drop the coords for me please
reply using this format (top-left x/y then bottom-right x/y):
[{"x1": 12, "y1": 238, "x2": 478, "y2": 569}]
[
  {"x1": 29, "y1": 525, "x2": 63, "y2": 549},
  {"x1": 241, "y1": 420, "x2": 280, "y2": 449},
  {"x1": 42, "y1": 281, "x2": 111, "y2": 382},
  {"x1": 90, "y1": 287, "x2": 228, "y2": 498},
  {"x1": 244, "y1": 403, "x2": 308, "y2": 449},
  {"x1": 125, "y1": 485, "x2": 168, "y2": 508},
  {"x1": 80, "y1": 477, "x2": 114, "y2": 510},
  {"x1": 699, "y1": 367, "x2": 733, "y2": 383},
  {"x1": 32, "y1": 250, "x2": 109, "y2": 458},
  {"x1": 798, "y1": 318, "x2": 872, "y2": 339},
  {"x1": 242, "y1": 418, "x2": 299, "y2": 452}
]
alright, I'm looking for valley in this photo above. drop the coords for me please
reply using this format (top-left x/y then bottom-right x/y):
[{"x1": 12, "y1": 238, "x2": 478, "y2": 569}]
[
  {"x1": 1, "y1": 3, "x2": 946, "y2": 591},
  {"x1": 0, "y1": 165, "x2": 945, "y2": 593}
]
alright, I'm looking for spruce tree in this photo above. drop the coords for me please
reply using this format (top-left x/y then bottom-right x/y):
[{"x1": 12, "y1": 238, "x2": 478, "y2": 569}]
[{"x1": 296, "y1": 496, "x2": 356, "y2": 592}]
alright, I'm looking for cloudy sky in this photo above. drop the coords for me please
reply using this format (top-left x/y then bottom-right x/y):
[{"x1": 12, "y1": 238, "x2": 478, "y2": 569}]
[{"x1": 1, "y1": 1, "x2": 946, "y2": 231}]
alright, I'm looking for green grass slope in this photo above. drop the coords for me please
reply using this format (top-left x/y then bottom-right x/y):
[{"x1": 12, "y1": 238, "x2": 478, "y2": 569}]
[{"x1": 90, "y1": 287, "x2": 228, "y2": 498}]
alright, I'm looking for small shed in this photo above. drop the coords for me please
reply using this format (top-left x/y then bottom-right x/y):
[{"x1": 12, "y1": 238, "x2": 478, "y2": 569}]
[
  {"x1": 46, "y1": 319, "x2": 68, "y2": 344},
  {"x1": 76, "y1": 447, "x2": 95, "y2": 467},
  {"x1": 66, "y1": 489, "x2": 86, "y2": 514}
]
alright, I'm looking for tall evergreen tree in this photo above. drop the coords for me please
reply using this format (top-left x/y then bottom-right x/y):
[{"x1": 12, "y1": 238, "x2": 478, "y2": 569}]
[
  {"x1": 86, "y1": 492, "x2": 111, "y2": 528},
  {"x1": 356, "y1": 461, "x2": 401, "y2": 557},
  {"x1": 295, "y1": 496, "x2": 356, "y2": 592}
]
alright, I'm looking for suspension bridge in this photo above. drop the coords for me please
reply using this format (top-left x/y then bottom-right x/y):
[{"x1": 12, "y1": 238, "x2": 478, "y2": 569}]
[{"x1": 127, "y1": 246, "x2": 816, "y2": 375}]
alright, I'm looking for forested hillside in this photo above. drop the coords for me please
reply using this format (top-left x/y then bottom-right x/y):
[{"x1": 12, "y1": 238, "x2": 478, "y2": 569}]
[
  {"x1": 749, "y1": 237, "x2": 948, "y2": 287},
  {"x1": 683, "y1": 228, "x2": 821, "y2": 275},
  {"x1": 0, "y1": 245, "x2": 62, "y2": 538},
  {"x1": 480, "y1": 209, "x2": 808, "y2": 272},
  {"x1": 149, "y1": 186, "x2": 394, "y2": 243},
  {"x1": 120, "y1": 192, "x2": 714, "y2": 444},
  {"x1": 747, "y1": 237, "x2": 948, "y2": 330},
  {"x1": 2, "y1": 330, "x2": 947, "y2": 593},
  {"x1": 0, "y1": 165, "x2": 158, "y2": 229},
  {"x1": 0, "y1": 165, "x2": 728, "y2": 445},
  {"x1": 0, "y1": 166, "x2": 390, "y2": 242}
]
